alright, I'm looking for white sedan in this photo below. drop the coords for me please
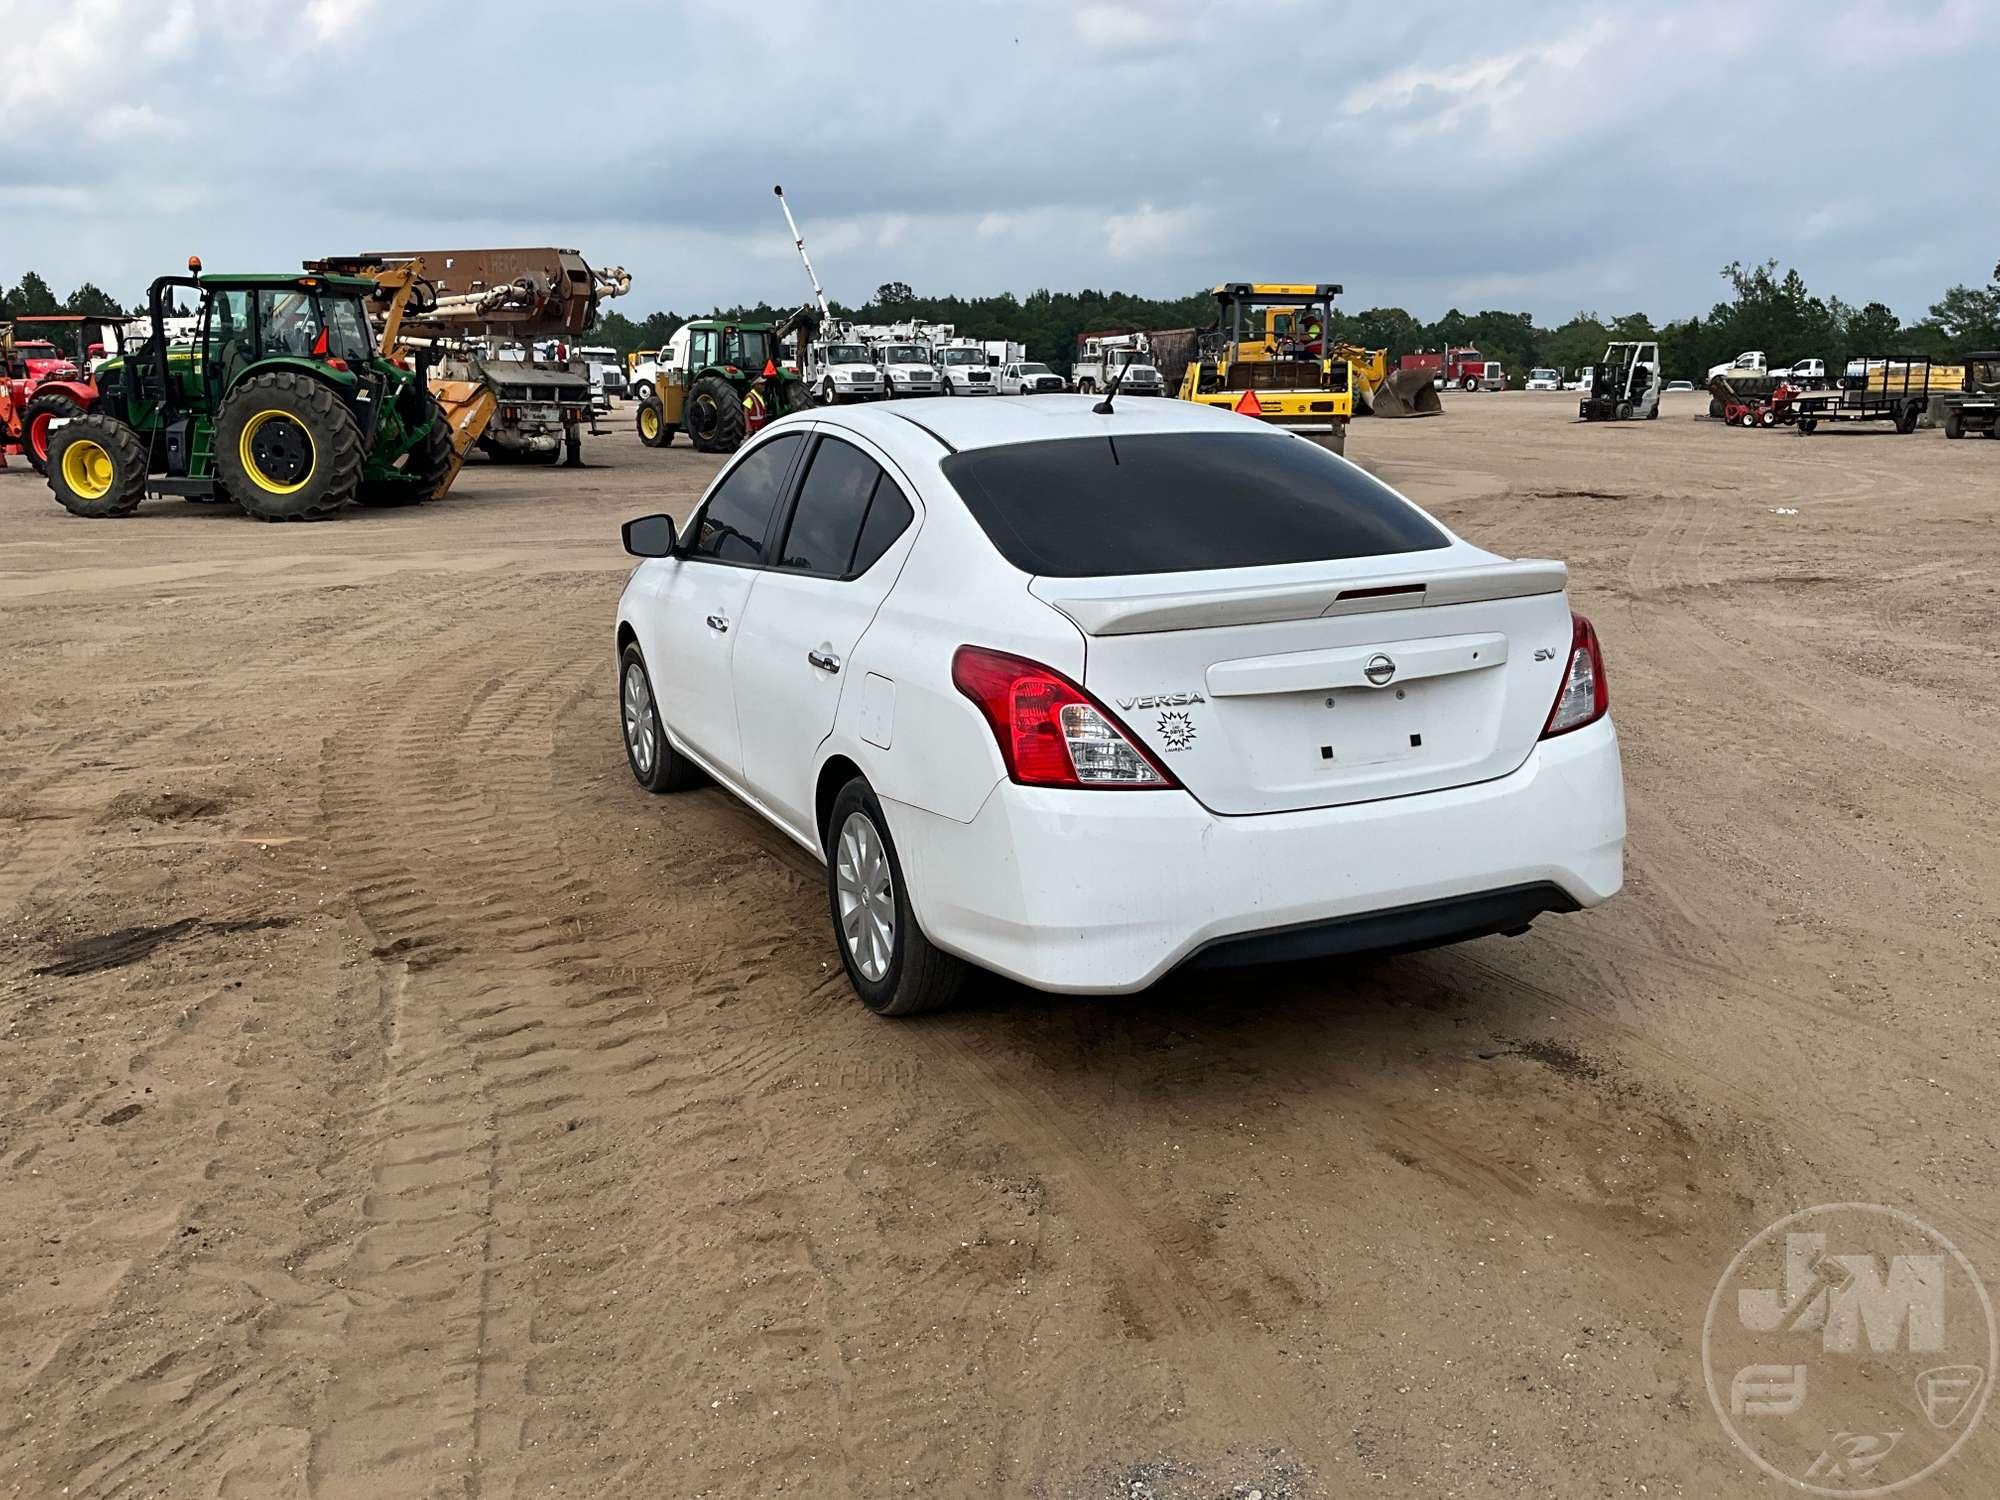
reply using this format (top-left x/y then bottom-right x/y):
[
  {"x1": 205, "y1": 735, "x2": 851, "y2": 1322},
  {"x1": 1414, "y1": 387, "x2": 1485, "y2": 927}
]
[{"x1": 615, "y1": 397, "x2": 1625, "y2": 1015}]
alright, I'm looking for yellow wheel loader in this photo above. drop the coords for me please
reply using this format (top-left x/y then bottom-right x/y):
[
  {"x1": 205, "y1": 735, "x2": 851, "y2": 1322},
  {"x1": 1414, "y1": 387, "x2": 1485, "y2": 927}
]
[{"x1": 1331, "y1": 341, "x2": 1443, "y2": 418}]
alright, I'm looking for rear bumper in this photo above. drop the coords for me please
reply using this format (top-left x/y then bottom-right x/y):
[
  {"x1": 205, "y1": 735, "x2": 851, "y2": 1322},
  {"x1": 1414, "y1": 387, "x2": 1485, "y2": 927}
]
[{"x1": 886, "y1": 718, "x2": 1625, "y2": 994}]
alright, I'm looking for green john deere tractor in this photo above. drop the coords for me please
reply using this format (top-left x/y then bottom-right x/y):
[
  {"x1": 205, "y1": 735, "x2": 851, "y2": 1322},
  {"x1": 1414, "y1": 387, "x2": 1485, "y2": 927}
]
[
  {"x1": 634, "y1": 317, "x2": 814, "y2": 454},
  {"x1": 46, "y1": 259, "x2": 452, "y2": 520}
]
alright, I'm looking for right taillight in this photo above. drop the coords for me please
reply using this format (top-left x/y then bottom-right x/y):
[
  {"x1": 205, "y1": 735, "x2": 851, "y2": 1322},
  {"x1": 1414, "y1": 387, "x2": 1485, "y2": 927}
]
[
  {"x1": 1541, "y1": 612, "x2": 1609, "y2": 738},
  {"x1": 951, "y1": 646, "x2": 1178, "y2": 789}
]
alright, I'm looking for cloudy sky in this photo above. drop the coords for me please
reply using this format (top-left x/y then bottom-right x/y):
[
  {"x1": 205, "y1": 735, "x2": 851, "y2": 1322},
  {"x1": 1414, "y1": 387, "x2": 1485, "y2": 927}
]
[{"x1": 5, "y1": 0, "x2": 1994, "y2": 325}]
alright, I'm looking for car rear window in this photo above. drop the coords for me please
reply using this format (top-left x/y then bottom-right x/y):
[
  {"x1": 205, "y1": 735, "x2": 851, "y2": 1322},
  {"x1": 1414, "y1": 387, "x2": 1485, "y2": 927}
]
[{"x1": 939, "y1": 432, "x2": 1448, "y2": 577}]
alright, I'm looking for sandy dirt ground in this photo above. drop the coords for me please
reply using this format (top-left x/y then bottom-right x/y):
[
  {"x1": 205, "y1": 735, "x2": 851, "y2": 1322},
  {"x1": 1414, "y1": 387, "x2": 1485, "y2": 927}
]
[{"x1": 2, "y1": 392, "x2": 1996, "y2": 1498}]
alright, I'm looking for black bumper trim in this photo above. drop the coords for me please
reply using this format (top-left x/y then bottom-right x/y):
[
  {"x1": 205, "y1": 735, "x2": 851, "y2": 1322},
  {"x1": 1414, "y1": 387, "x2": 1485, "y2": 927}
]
[{"x1": 1179, "y1": 882, "x2": 1580, "y2": 972}]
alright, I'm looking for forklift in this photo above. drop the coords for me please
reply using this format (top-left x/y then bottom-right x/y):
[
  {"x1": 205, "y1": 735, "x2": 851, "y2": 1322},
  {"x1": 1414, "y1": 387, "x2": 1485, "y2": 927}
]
[{"x1": 1578, "y1": 341, "x2": 1661, "y2": 421}]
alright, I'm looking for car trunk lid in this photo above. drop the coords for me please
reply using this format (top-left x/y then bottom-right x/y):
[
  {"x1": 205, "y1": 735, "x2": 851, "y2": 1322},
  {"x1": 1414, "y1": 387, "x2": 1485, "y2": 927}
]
[{"x1": 1034, "y1": 558, "x2": 1573, "y2": 814}]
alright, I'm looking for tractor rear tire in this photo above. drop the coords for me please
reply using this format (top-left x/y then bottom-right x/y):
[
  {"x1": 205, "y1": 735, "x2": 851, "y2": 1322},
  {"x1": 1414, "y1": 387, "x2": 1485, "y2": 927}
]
[
  {"x1": 22, "y1": 389, "x2": 89, "y2": 475},
  {"x1": 356, "y1": 391, "x2": 453, "y2": 506},
  {"x1": 637, "y1": 400, "x2": 672, "y2": 447},
  {"x1": 684, "y1": 374, "x2": 746, "y2": 454},
  {"x1": 47, "y1": 415, "x2": 148, "y2": 518},
  {"x1": 214, "y1": 370, "x2": 362, "y2": 521}
]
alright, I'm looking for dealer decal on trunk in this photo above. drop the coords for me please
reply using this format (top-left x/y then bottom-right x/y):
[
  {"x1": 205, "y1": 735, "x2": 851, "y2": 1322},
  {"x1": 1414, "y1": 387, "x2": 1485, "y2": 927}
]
[{"x1": 1156, "y1": 711, "x2": 1197, "y2": 751}]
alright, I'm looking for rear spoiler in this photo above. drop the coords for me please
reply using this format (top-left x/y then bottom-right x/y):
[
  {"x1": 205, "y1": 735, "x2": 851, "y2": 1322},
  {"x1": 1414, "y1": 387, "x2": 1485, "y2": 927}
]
[{"x1": 1032, "y1": 559, "x2": 1568, "y2": 636}]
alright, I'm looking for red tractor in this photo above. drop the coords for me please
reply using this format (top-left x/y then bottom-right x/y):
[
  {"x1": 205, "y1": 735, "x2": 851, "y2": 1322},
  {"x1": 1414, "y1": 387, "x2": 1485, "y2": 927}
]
[{"x1": 2, "y1": 314, "x2": 132, "y2": 473}]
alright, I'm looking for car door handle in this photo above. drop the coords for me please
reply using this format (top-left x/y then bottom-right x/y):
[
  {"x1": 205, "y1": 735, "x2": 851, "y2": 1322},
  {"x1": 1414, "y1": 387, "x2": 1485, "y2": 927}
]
[
  {"x1": 705, "y1": 613, "x2": 729, "y2": 633},
  {"x1": 807, "y1": 648, "x2": 841, "y2": 674}
]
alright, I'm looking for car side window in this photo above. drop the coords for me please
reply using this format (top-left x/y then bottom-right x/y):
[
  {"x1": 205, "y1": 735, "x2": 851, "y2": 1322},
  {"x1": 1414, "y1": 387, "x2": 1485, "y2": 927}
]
[
  {"x1": 688, "y1": 433, "x2": 803, "y2": 565},
  {"x1": 849, "y1": 472, "x2": 914, "y2": 577},
  {"x1": 777, "y1": 437, "x2": 881, "y2": 576},
  {"x1": 774, "y1": 436, "x2": 916, "y2": 579}
]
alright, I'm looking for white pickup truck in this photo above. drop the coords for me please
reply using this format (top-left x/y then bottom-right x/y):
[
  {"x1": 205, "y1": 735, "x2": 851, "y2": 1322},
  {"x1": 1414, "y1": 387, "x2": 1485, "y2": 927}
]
[
  {"x1": 1707, "y1": 351, "x2": 1826, "y2": 388},
  {"x1": 1708, "y1": 350, "x2": 1768, "y2": 382}
]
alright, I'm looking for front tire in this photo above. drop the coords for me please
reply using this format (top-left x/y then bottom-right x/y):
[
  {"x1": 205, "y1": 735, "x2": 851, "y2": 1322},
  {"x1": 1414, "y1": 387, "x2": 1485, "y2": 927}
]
[
  {"x1": 633, "y1": 379, "x2": 655, "y2": 406},
  {"x1": 47, "y1": 414, "x2": 148, "y2": 518},
  {"x1": 620, "y1": 646, "x2": 699, "y2": 793},
  {"x1": 637, "y1": 400, "x2": 671, "y2": 447},
  {"x1": 214, "y1": 370, "x2": 361, "y2": 520},
  {"x1": 1944, "y1": 409, "x2": 1964, "y2": 439},
  {"x1": 825, "y1": 778, "x2": 965, "y2": 1017}
]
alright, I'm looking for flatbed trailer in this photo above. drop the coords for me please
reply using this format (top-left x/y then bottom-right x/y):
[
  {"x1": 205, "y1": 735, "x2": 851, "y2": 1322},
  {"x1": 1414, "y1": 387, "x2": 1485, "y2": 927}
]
[{"x1": 1792, "y1": 356, "x2": 1934, "y2": 435}]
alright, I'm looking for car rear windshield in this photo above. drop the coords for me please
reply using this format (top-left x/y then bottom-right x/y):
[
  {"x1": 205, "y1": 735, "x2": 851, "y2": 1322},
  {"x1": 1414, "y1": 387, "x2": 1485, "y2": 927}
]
[{"x1": 939, "y1": 432, "x2": 1449, "y2": 577}]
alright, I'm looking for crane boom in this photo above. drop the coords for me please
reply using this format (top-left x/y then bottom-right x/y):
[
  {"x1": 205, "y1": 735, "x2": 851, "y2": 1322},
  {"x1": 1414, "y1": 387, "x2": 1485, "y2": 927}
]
[{"x1": 773, "y1": 185, "x2": 831, "y2": 325}]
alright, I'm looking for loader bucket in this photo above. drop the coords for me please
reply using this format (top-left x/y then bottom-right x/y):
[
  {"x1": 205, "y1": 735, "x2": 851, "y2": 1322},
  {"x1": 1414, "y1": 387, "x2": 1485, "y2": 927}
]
[
  {"x1": 428, "y1": 378, "x2": 498, "y2": 499},
  {"x1": 1368, "y1": 367, "x2": 1443, "y2": 418}
]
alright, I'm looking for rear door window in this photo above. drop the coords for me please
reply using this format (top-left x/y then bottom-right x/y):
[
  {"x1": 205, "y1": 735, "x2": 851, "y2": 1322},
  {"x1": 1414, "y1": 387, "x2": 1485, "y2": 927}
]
[
  {"x1": 688, "y1": 432, "x2": 803, "y2": 565},
  {"x1": 775, "y1": 435, "x2": 915, "y2": 578},
  {"x1": 940, "y1": 431, "x2": 1448, "y2": 577},
  {"x1": 778, "y1": 437, "x2": 877, "y2": 574}
]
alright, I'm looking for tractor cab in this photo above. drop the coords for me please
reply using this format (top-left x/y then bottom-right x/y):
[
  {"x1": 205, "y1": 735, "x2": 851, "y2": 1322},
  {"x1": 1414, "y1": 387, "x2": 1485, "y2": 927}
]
[{"x1": 15, "y1": 314, "x2": 132, "y2": 373}]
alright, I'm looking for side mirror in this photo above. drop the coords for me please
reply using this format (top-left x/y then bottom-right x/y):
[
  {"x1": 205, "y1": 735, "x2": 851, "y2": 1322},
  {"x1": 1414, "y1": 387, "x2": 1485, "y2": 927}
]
[{"x1": 622, "y1": 513, "x2": 677, "y2": 558}]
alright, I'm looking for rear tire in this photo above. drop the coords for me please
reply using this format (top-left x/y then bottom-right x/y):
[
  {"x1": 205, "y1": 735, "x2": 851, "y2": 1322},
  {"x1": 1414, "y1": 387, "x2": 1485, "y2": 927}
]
[
  {"x1": 620, "y1": 645, "x2": 699, "y2": 793},
  {"x1": 1944, "y1": 409, "x2": 1964, "y2": 439},
  {"x1": 46, "y1": 415, "x2": 148, "y2": 518},
  {"x1": 825, "y1": 778, "x2": 965, "y2": 1017},
  {"x1": 22, "y1": 389, "x2": 88, "y2": 475},
  {"x1": 684, "y1": 374, "x2": 746, "y2": 453},
  {"x1": 214, "y1": 370, "x2": 361, "y2": 521},
  {"x1": 1896, "y1": 401, "x2": 1921, "y2": 435}
]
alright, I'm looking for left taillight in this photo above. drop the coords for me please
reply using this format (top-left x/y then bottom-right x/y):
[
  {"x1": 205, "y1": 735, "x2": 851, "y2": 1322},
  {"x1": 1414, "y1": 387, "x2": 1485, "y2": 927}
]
[
  {"x1": 951, "y1": 646, "x2": 1178, "y2": 790},
  {"x1": 1540, "y1": 613, "x2": 1609, "y2": 738}
]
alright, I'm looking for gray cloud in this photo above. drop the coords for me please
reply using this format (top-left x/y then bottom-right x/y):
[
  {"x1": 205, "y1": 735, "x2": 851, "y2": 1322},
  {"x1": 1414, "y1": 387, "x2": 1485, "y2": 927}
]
[{"x1": 3, "y1": 0, "x2": 1993, "y2": 325}]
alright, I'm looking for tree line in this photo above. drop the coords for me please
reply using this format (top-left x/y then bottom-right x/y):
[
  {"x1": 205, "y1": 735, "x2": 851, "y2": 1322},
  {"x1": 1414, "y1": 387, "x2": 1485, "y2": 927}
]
[
  {"x1": 12, "y1": 260, "x2": 1997, "y2": 383},
  {"x1": 583, "y1": 260, "x2": 2000, "y2": 384}
]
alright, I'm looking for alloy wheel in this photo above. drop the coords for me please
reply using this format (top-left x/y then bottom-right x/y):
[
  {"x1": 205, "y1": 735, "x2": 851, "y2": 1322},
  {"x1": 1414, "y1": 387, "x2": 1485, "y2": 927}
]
[
  {"x1": 622, "y1": 662, "x2": 656, "y2": 777},
  {"x1": 835, "y1": 811, "x2": 896, "y2": 982}
]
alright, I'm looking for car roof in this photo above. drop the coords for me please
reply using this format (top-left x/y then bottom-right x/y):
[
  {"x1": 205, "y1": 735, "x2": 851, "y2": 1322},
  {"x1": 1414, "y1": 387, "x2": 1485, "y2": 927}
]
[{"x1": 806, "y1": 393, "x2": 1264, "y2": 454}]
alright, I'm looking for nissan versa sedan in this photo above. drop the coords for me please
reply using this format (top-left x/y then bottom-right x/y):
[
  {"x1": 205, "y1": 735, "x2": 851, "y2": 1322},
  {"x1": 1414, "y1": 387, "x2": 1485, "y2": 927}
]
[{"x1": 615, "y1": 396, "x2": 1625, "y2": 1015}]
